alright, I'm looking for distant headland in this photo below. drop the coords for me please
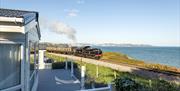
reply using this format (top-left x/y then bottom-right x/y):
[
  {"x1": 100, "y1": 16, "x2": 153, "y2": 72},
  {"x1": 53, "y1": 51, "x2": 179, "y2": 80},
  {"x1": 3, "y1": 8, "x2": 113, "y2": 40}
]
[{"x1": 39, "y1": 42, "x2": 154, "y2": 48}]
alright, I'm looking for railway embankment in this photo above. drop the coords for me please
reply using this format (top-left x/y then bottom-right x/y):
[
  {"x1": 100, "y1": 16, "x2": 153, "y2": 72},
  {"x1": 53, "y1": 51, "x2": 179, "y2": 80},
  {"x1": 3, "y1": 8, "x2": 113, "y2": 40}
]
[{"x1": 48, "y1": 53, "x2": 180, "y2": 83}]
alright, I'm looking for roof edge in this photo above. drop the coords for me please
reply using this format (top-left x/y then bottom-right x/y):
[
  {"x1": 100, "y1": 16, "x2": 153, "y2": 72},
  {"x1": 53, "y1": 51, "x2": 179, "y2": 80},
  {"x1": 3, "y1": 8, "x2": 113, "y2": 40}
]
[{"x1": 0, "y1": 16, "x2": 23, "y2": 23}]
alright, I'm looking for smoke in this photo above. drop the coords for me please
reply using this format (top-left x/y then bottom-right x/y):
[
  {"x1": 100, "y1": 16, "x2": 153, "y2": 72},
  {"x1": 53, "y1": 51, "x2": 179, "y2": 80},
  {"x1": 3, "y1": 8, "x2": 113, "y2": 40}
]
[
  {"x1": 40, "y1": 18, "x2": 77, "y2": 42},
  {"x1": 50, "y1": 21, "x2": 76, "y2": 42}
]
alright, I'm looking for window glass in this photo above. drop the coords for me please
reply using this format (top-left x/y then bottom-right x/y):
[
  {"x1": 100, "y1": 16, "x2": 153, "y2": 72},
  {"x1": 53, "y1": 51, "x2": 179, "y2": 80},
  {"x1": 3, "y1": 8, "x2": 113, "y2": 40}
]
[
  {"x1": 30, "y1": 43, "x2": 35, "y2": 76},
  {"x1": 29, "y1": 42, "x2": 39, "y2": 91},
  {"x1": 35, "y1": 44, "x2": 39, "y2": 70},
  {"x1": 0, "y1": 44, "x2": 21, "y2": 90}
]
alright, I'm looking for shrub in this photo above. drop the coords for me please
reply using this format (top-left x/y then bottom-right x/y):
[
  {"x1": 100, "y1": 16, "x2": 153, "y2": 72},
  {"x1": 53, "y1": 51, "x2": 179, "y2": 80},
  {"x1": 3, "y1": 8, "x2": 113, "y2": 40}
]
[
  {"x1": 152, "y1": 79, "x2": 180, "y2": 91},
  {"x1": 52, "y1": 62, "x2": 65, "y2": 69},
  {"x1": 52, "y1": 61, "x2": 78, "y2": 69},
  {"x1": 114, "y1": 77, "x2": 142, "y2": 91}
]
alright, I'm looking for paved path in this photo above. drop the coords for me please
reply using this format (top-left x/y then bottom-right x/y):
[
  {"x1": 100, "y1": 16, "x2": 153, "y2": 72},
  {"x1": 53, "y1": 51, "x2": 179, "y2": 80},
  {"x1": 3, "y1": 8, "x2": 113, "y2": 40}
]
[
  {"x1": 38, "y1": 69, "x2": 80, "y2": 91},
  {"x1": 50, "y1": 53, "x2": 180, "y2": 83}
]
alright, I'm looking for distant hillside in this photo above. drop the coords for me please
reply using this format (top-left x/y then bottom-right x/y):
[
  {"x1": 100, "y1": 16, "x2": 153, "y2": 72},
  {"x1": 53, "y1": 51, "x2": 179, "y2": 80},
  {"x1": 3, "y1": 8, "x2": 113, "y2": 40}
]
[
  {"x1": 39, "y1": 42, "x2": 69, "y2": 49},
  {"x1": 39, "y1": 42, "x2": 153, "y2": 49},
  {"x1": 96, "y1": 43, "x2": 153, "y2": 47}
]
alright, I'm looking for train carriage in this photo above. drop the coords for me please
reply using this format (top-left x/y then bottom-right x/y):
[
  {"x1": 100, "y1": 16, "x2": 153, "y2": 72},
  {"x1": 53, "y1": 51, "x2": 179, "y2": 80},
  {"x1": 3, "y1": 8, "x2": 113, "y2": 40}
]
[{"x1": 46, "y1": 46, "x2": 102, "y2": 60}]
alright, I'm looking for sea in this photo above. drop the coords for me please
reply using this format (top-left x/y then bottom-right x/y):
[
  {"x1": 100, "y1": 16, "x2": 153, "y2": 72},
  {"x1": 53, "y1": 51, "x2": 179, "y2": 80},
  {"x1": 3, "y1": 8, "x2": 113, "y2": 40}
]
[{"x1": 96, "y1": 46, "x2": 180, "y2": 68}]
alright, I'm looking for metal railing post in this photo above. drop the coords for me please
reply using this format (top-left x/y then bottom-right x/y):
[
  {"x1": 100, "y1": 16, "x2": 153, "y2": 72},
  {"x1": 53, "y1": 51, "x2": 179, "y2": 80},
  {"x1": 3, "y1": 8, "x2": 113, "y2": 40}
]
[
  {"x1": 108, "y1": 83, "x2": 112, "y2": 91},
  {"x1": 65, "y1": 59, "x2": 68, "y2": 70},
  {"x1": 96, "y1": 65, "x2": 99, "y2": 78},
  {"x1": 71, "y1": 60, "x2": 74, "y2": 77},
  {"x1": 81, "y1": 66, "x2": 86, "y2": 90}
]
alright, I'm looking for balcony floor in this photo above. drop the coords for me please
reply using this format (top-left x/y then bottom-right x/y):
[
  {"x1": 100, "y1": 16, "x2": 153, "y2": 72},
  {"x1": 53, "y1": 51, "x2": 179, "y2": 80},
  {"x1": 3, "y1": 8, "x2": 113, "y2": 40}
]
[{"x1": 38, "y1": 69, "x2": 80, "y2": 91}]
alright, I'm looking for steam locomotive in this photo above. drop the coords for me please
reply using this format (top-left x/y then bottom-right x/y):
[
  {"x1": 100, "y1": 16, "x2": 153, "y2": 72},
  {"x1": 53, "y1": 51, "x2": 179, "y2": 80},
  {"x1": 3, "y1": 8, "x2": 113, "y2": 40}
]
[{"x1": 46, "y1": 46, "x2": 102, "y2": 60}]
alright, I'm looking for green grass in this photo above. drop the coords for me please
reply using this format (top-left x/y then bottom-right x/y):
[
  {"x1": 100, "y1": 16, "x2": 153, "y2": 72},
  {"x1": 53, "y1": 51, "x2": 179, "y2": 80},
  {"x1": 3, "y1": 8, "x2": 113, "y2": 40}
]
[
  {"x1": 76, "y1": 61, "x2": 115, "y2": 84},
  {"x1": 46, "y1": 53, "x2": 180, "y2": 91},
  {"x1": 101, "y1": 52, "x2": 180, "y2": 73},
  {"x1": 45, "y1": 52, "x2": 65, "y2": 62}
]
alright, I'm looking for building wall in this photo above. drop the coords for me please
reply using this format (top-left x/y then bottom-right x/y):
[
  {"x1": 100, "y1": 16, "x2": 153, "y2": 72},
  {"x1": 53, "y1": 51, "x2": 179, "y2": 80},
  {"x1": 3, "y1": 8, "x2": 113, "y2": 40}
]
[
  {"x1": 0, "y1": 32, "x2": 25, "y2": 42},
  {"x1": 0, "y1": 19, "x2": 40, "y2": 91}
]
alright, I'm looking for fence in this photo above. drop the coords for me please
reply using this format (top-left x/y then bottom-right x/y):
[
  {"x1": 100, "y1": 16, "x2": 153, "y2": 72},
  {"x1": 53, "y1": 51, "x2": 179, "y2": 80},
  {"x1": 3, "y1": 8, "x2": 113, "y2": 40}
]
[
  {"x1": 64, "y1": 59, "x2": 113, "y2": 91},
  {"x1": 77, "y1": 84, "x2": 112, "y2": 91}
]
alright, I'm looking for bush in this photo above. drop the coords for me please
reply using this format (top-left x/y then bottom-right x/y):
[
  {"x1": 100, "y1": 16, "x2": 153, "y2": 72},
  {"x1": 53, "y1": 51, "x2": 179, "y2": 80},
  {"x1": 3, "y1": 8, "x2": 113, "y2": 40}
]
[
  {"x1": 151, "y1": 79, "x2": 180, "y2": 91},
  {"x1": 114, "y1": 77, "x2": 142, "y2": 91},
  {"x1": 52, "y1": 62, "x2": 65, "y2": 69},
  {"x1": 52, "y1": 61, "x2": 78, "y2": 69}
]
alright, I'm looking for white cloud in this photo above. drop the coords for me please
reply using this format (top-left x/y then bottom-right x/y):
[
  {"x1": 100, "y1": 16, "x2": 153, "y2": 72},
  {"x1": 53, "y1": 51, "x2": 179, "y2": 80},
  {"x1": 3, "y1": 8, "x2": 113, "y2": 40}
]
[
  {"x1": 68, "y1": 11, "x2": 78, "y2": 17},
  {"x1": 77, "y1": 0, "x2": 85, "y2": 4},
  {"x1": 64, "y1": 9, "x2": 79, "y2": 17}
]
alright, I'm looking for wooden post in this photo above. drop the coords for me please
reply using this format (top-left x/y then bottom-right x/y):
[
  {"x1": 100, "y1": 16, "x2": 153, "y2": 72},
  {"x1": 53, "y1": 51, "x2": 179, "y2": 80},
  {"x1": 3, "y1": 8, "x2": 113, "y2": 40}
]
[
  {"x1": 81, "y1": 57, "x2": 82, "y2": 65},
  {"x1": 81, "y1": 66, "x2": 86, "y2": 90},
  {"x1": 96, "y1": 65, "x2": 99, "y2": 78},
  {"x1": 114, "y1": 71, "x2": 116, "y2": 79},
  {"x1": 149, "y1": 80, "x2": 152, "y2": 87}
]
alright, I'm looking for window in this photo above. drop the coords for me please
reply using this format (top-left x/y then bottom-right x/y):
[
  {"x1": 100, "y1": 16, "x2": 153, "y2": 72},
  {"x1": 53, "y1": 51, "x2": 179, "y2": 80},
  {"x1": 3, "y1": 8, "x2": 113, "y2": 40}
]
[
  {"x1": 30, "y1": 43, "x2": 35, "y2": 76},
  {"x1": 29, "y1": 42, "x2": 39, "y2": 90},
  {"x1": 0, "y1": 44, "x2": 21, "y2": 90}
]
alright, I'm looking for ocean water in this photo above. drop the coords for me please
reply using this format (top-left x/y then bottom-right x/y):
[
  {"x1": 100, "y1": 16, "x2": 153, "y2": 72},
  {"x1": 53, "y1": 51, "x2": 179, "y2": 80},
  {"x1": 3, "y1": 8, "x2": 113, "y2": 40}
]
[{"x1": 96, "y1": 47, "x2": 180, "y2": 68}]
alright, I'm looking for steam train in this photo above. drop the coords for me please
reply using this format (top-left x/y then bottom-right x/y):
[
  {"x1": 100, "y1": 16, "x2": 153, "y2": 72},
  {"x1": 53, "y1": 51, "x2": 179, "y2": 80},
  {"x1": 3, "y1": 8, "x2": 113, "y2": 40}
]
[{"x1": 46, "y1": 46, "x2": 102, "y2": 60}]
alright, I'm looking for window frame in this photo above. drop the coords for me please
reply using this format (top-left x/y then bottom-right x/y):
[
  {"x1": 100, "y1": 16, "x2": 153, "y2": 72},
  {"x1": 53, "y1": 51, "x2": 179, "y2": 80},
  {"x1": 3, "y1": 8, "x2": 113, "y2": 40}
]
[
  {"x1": 0, "y1": 41, "x2": 24, "y2": 91},
  {"x1": 29, "y1": 41, "x2": 39, "y2": 91}
]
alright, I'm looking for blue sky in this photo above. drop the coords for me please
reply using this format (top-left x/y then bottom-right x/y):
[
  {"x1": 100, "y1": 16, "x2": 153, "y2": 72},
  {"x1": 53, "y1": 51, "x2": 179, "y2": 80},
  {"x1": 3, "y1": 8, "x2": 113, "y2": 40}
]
[{"x1": 0, "y1": 0, "x2": 180, "y2": 46}]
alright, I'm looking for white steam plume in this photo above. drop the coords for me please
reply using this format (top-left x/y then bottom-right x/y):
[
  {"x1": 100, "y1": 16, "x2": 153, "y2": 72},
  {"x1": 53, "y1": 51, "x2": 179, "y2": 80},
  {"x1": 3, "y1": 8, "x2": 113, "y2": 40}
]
[
  {"x1": 40, "y1": 18, "x2": 77, "y2": 42},
  {"x1": 50, "y1": 21, "x2": 76, "y2": 42}
]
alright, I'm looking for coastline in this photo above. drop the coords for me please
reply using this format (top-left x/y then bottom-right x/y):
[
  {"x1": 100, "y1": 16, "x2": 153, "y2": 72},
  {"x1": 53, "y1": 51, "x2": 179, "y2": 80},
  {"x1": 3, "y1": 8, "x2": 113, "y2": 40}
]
[
  {"x1": 101, "y1": 52, "x2": 180, "y2": 74},
  {"x1": 97, "y1": 46, "x2": 180, "y2": 68}
]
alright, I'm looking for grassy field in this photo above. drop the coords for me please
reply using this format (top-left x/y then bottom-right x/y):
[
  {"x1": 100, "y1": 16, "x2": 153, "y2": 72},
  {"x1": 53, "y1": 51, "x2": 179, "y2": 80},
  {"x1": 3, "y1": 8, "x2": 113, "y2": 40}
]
[
  {"x1": 101, "y1": 52, "x2": 180, "y2": 74},
  {"x1": 45, "y1": 53, "x2": 180, "y2": 91}
]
